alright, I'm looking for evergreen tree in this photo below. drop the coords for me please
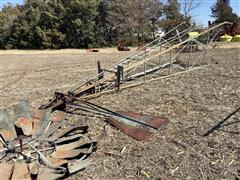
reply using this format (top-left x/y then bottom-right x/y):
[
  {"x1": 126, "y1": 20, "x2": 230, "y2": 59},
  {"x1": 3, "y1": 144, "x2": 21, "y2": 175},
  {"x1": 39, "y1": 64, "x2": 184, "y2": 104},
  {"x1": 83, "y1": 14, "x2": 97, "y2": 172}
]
[
  {"x1": 36, "y1": 0, "x2": 66, "y2": 49},
  {"x1": 211, "y1": 1, "x2": 239, "y2": 23},
  {"x1": 1, "y1": 0, "x2": 101, "y2": 49},
  {"x1": 165, "y1": 0, "x2": 181, "y2": 20},
  {"x1": 3, "y1": 0, "x2": 66, "y2": 49},
  {"x1": 61, "y1": 0, "x2": 100, "y2": 48},
  {"x1": 0, "y1": 0, "x2": 201, "y2": 49},
  {"x1": 95, "y1": 0, "x2": 111, "y2": 45},
  {"x1": 0, "y1": 4, "x2": 22, "y2": 48}
]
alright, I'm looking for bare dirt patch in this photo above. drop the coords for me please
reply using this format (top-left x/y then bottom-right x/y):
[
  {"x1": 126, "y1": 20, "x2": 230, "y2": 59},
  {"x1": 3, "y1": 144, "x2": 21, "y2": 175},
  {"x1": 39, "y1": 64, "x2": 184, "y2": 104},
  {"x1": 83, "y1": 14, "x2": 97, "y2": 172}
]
[{"x1": 0, "y1": 47, "x2": 240, "y2": 179}]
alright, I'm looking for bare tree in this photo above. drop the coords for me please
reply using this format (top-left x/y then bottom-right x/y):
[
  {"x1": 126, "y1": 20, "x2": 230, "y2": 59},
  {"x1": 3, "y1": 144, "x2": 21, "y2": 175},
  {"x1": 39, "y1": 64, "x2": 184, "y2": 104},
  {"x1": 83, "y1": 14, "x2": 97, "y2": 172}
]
[
  {"x1": 107, "y1": 0, "x2": 163, "y2": 43},
  {"x1": 180, "y1": 0, "x2": 200, "y2": 16}
]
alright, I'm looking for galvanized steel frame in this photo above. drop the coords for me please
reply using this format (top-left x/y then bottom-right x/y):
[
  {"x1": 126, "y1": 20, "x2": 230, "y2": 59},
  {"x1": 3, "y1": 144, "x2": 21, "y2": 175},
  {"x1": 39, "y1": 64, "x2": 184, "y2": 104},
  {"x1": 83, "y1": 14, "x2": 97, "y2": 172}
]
[{"x1": 65, "y1": 22, "x2": 230, "y2": 100}]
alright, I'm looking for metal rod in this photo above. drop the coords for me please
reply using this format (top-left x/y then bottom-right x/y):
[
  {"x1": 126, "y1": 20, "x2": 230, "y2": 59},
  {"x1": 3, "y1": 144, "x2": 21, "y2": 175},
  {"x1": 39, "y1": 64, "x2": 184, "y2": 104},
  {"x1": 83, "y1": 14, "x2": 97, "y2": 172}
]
[
  {"x1": 64, "y1": 98, "x2": 158, "y2": 131},
  {"x1": 158, "y1": 45, "x2": 162, "y2": 66},
  {"x1": 169, "y1": 50, "x2": 172, "y2": 74},
  {"x1": 188, "y1": 41, "x2": 193, "y2": 70}
]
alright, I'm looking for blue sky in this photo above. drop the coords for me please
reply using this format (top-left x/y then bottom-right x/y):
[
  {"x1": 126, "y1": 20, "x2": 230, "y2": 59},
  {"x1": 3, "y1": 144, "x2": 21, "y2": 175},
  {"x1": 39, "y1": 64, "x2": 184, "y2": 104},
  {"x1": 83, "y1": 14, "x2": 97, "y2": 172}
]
[
  {"x1": 190, "y1": 0, "x2": 240, "y2": 25},
  {"x1": 1, "y1": 0, "x2": 240, "y2": 25}
]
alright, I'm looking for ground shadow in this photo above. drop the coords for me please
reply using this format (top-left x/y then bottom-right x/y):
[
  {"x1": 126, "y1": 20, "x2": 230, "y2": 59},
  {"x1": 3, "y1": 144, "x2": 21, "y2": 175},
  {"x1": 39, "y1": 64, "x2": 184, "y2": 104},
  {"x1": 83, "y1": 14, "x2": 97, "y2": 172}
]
[{"x1": 203, "y1": 106, "x2": 240, "y2": 136}]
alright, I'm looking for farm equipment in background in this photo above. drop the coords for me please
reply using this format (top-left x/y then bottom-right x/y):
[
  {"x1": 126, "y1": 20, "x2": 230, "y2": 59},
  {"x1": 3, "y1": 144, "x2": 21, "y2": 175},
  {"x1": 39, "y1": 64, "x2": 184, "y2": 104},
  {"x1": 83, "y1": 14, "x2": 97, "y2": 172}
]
[
  {"x1": 0, "y1": 21, "x2": 231, "y2": 180},
  {"x1": 208, "y1": 21, "x2": 240, "y2": 42},
  {"x1": 117, "y1": 43, "x2": 131, "y2": 51}
]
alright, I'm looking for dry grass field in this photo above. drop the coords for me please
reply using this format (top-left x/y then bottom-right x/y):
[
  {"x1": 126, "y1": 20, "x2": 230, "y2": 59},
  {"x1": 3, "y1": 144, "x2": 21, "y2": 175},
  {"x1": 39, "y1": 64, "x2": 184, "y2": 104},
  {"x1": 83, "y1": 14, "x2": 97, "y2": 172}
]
[{"x1": 0, "y1": 46, "x2": 240, "y2": 179}]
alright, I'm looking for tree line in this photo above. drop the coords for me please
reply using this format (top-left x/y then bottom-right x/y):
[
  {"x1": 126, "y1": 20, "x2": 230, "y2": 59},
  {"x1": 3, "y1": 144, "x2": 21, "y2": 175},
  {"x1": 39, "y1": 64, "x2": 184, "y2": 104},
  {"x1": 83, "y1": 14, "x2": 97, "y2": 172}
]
[{"x1": 0, "y1": 0, "x2": 239, "y2": 49}]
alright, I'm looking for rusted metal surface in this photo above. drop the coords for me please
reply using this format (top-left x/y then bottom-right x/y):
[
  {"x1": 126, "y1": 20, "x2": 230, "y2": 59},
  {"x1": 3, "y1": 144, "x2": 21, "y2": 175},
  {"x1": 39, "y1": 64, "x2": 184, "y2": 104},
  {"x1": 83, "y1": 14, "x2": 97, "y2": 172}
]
[
  {"x1": 0, "y1": 109, "x2": 17, "y2": 141},
  {"x1": 68, "y1": 159, "x2": 92, "y2": 174},
  {"x1": 52, "y1": 143, "x2": 94, "y2": 159},
  {"x1": 15, "y1": 116, "x2": 33, "y2": 136},
  {"x1": 0, "y1": 163, "x2": 14, "y2": 180},
  {"x1": 47, "y1": 156, "x2": 68, "y2": 167},
  {"x1": 37, "y1": 168, "x2": 65, "y2": 180},
  {"x1": 42, "y1": 111, "x2": 65, "y2": 138},
  {"x1": 28, "y1": 162, "x2": 39, "y2": 176},
  {"x1": 55, "y1": 134, "x2": 83, "y2": 144},
  {"x1": 107, "y1": 111, "x2": 169, "y2": 141},
  {"x1": 32, "y1": 109, "x2": 49, "y2": 138},
  {"x1": 51, "y1": 149, "x2": 87, "y2": 159},
  {"x1": 13, "y1": 100, "x2": 31, "y2": 119},
  {"x1": 31, "y1": 109, "x2": 46, "y2": 135},
  {"x1": 52, "y1": 144, "x2": 93, "y2": 159},
  {"x1": 45, "y1": 93, "x2": 168, "y2": 141},
  {"x1": 55, "y1": 137, "x2": 89, "y2": 151},
  {"x1": 12, "y1": 163, "x2": 31, "y2": 180},
  {"x1": 50, "y1": 125, "x2": 88, "y2": 141}
]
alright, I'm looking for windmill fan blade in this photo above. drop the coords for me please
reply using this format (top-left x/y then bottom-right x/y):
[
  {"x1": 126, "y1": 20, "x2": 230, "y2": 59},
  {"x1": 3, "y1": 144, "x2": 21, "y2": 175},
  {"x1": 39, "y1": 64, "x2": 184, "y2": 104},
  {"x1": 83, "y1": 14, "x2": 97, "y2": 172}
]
[
  {"x1": 33, "y1": 109, "x2": 51, "y2": 138},
  {"x1": 42, "y1": 111, "x2": 66, "y2": 138},
  {"x1": 31, "y1": 109, "x2": 47, "y2": 135},
  {"x1": 37, "y1": 167, "x2": 65, "y2": 180},
  {"x1": 13, "y1": 100, "x2": 31, "y2": 118},
  {"x1": 46, "y1": 157, "x2": 68, "y2": 167},
  {"x1": 28, "y1": 162, "x2": 39, "y2": 176},
  {"x1": 51, "y1": 143, "x2": 94, "y2": 159},
  {"x1": 54, "y1": 134, "x2": 83, "y2": 144},
  {"x1": 0, "y1": 109, "x2": 17, "y2": 142},
  {"x1": 55, "y1": 137, "x2": 92, "y2": 151},
  {"x1": 13, "y1": 100, "x2": 33, "y2": 136},
  {"x1": 11, "y1": 162, "x2": 31, "y2": 180},
  {"x1": 107, "y1": 111, "x2": 169, "y2": 141},
  {"x1": 68, "y1": 159, "x2": 92, "y2": 174},
  {"x1": 0, "y1": 101, "x2": 97, "y2": 180},
  {"x1": 0, "y1": 162, "x2": 14, "y2": 180}
]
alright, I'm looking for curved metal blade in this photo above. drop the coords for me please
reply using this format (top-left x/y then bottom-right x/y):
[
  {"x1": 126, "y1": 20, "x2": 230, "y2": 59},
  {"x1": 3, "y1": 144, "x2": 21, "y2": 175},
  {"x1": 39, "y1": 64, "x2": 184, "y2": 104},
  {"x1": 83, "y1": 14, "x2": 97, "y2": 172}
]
[
  {"x1": 107, "y1": 111, "x2": 169, "y2": 141},
  {"x1": 11, "y1": 163, "x2": 31, "y2": 180},
  {"x1": 13, "y1": 100, "x2": 32, "y2": 136},
  {"x1": 13, "y1": 100, "x2": 31, "y2": 119},
  {"x1": 0, "y1": 162, "x2": 14, "y2": 180},
  {"x1": 0, "y1": 109, "x2": 17, "y2": 141},
  {"x1": 33, "y1": 109, "x2": 50, "y2": 138}
]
